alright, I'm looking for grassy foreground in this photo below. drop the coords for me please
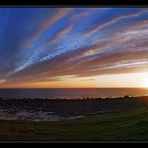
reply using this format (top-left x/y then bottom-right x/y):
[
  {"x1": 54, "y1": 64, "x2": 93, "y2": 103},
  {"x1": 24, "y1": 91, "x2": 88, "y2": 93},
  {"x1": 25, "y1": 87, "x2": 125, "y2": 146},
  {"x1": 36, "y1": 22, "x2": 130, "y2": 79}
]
[{"x1": 0, "y1": 107, "x2": 148, "y2": 141}]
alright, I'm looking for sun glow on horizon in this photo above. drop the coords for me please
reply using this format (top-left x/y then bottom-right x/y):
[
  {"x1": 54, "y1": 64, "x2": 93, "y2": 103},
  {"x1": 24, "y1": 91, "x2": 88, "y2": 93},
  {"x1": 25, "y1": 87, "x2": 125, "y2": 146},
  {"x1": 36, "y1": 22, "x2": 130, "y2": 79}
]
[
  {"x1": 137, "y1": 72, "x2": 148, "y2": 88},
  {"x1": 142, "y1": 79, "x2": 148, "y2": 88},
  {"x1": 1, "y1": 72, "x2": 148, "y2": 89}
]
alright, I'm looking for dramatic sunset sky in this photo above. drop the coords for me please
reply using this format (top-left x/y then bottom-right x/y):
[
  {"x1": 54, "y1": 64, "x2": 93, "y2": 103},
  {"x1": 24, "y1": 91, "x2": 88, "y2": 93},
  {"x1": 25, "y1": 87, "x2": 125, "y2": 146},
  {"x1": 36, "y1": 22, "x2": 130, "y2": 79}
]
[{"x1": 0, "y1": 8, "x2": 148, "y2": 88}]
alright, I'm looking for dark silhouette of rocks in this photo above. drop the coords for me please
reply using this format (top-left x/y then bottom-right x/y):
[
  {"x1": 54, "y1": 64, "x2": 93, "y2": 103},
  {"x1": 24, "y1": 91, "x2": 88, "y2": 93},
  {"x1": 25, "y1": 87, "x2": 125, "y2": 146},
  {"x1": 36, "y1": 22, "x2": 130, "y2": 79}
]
[{"x1": 0, "y1": 96, "x2": 147, "y2": 117}]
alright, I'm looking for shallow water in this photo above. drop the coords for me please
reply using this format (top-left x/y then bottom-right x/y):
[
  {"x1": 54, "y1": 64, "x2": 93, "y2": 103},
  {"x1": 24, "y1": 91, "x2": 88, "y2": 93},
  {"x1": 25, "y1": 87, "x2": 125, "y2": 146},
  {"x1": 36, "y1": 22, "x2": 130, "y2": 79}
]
[{"x1": 0, "y1": 108, "x2": 84, "y2": 121}]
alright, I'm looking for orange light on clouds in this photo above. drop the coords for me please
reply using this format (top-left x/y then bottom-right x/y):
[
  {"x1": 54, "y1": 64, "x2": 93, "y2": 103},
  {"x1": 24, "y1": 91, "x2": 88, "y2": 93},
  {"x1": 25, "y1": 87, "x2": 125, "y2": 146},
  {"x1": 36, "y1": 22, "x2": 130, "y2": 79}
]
[{"x1": 1, "y1": 72, "x2": 148, "y2": 89}]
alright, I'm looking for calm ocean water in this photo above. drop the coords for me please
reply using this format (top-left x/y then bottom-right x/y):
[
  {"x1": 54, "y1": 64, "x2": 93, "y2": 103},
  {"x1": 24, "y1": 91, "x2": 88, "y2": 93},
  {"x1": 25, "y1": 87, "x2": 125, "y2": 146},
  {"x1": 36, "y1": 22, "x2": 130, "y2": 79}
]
[{"x1": 0, "y1": 88, "x2": 148, "y2": 99}]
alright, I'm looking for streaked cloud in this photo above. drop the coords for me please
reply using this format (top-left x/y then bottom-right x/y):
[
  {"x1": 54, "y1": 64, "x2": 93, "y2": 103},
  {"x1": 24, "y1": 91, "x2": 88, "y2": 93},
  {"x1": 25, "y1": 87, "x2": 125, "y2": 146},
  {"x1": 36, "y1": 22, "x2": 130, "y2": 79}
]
[{"x1": 0, "y1": 8, "x2": 148, "y2": 87}]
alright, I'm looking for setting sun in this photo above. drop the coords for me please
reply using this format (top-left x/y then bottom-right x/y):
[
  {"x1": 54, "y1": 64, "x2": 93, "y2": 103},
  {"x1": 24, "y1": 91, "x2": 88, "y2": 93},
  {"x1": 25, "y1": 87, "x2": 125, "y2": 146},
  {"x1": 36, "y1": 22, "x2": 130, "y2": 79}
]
[{"x1": 143, "y1": 79, "x2": 148, "y2": 88}]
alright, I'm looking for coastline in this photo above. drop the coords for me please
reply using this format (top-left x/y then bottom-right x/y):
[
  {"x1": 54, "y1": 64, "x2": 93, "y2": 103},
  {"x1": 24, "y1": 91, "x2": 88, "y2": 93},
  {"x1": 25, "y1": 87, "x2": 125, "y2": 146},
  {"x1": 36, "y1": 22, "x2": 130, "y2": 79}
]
[
  {"x1": 0, "y1": 96, "x2": 147, "y2": 121},
  {"x1": 0, "y1": 96, "x2": 148, "y2": 140}
]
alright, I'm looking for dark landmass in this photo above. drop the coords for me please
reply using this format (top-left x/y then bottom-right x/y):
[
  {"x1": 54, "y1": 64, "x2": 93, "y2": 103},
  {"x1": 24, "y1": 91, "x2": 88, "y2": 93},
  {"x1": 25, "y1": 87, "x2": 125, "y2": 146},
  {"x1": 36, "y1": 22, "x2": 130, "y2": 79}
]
[
  {"x1": 0, "y1": 95, "x2": 147, "y2": 118},
  {"x1": 0, "y1": 96, "x2": 148, "y2": 141}
]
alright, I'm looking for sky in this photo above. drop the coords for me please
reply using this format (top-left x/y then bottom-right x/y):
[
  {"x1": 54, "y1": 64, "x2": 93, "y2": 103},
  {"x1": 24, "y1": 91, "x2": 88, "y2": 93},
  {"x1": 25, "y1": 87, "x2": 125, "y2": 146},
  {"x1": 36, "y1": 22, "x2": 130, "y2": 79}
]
[{"x1": 0, "y1": 8, "x2": 148, "y2": 88}]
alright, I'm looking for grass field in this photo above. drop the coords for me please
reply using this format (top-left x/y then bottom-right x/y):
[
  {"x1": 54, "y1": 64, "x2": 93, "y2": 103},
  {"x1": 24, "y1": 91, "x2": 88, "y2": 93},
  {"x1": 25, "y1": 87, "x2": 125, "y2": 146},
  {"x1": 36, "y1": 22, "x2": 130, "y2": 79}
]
[{"x1": 0, "y1": 106, "x2": 148, "y2": 141}]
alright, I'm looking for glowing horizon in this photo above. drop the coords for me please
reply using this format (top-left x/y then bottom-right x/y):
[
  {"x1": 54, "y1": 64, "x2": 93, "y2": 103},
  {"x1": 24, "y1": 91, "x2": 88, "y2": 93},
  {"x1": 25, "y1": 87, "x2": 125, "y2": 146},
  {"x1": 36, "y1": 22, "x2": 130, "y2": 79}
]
[
  {"x1": 0, "y1": 8, "x2": 148, "y2": 88},
  {"x1": 1, "y1": 72, "x2": 148, "y2": 89}
]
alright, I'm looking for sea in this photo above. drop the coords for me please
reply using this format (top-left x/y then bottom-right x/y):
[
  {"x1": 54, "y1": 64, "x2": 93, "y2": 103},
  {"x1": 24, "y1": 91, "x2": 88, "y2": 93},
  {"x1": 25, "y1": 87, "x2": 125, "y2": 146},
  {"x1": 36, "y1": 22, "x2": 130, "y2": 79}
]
[{"x1": 0, "y1": 88, "x2": 148, "y2": 99}]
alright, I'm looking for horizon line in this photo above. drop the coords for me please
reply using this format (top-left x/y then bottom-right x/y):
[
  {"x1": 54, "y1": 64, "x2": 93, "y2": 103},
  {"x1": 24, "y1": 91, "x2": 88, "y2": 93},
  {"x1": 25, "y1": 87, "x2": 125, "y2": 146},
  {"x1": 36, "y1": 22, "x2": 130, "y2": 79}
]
[{"x1": 0, "y1": 87, "x2": 148, "y2": 89}]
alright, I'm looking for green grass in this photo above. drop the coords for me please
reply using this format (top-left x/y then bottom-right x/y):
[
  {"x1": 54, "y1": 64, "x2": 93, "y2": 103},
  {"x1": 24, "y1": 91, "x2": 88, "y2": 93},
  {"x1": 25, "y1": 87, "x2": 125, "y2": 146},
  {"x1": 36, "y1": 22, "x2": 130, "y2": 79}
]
[{"x1": 1, "y1": 107, "x2": 148, "y2": 141}]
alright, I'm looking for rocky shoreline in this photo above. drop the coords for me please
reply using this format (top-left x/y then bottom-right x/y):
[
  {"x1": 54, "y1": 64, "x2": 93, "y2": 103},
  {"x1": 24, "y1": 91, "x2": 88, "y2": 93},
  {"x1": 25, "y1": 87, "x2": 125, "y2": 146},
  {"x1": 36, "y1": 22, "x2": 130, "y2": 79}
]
[{"x1": 0, "y1": 96, "x2": 147, "y2": 121}]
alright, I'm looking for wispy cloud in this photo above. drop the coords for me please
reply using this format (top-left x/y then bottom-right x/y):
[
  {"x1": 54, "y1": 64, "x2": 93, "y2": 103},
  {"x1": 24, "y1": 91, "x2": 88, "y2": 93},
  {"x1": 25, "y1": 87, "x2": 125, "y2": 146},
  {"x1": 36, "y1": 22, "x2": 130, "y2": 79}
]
[{"x1": 0, "y1": 8, "x2": 148, "y2": 86}]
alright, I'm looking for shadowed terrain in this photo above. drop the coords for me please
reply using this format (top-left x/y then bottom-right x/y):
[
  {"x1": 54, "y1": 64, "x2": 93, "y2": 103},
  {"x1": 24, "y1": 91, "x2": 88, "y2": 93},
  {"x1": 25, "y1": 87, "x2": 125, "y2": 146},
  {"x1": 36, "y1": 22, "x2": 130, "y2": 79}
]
[
  {"x1": 0, "y1": 96, "x2": 147, "y2": 117},
  {"x1": 0, "y1": 96, "x2": 148, "y2": 141}
]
